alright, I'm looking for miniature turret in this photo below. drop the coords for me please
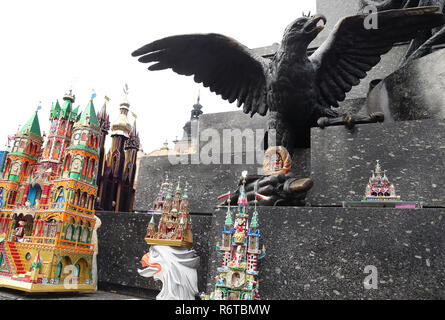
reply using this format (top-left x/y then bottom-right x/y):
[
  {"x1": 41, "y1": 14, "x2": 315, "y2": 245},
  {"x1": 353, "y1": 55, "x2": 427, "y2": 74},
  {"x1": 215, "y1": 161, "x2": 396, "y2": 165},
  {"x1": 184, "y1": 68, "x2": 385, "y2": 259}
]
[
  {"x1": 208, "y1": 171, "x2": 266, "y2": 300},
  {"x1": 150, "y1": 174, "x2": 171, "y2": 213}
]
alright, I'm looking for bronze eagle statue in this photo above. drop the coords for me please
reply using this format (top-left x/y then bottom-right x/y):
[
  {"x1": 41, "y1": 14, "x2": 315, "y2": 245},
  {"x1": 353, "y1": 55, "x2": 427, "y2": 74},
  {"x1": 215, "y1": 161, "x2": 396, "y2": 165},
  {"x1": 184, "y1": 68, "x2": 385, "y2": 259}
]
[
  {"x1": 132, "y1": 7, "x2": 444, "y2": 206},
  {"x1": 132, "y1": 7, "x2": 444, "y2": 152},
  {"x1": 359, "y1": 1, "x2": 445, "y2": 66}
]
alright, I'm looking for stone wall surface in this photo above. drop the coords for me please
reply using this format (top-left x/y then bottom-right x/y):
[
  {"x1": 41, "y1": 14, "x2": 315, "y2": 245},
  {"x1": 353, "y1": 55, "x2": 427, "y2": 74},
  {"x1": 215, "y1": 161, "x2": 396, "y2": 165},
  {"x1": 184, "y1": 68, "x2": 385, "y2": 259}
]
[
  {"x1": 97, "y1": 207, "x2": 445, "y2": 300},
  {"x1": 367, "y1": 48, "x2": 445, "y2": 121},
  {"x1": 134, "y1": 150, "x2": 310, "y2": 213},
  {"x1": 309, "y1": 119, "x2": 445, "y2": 207}
]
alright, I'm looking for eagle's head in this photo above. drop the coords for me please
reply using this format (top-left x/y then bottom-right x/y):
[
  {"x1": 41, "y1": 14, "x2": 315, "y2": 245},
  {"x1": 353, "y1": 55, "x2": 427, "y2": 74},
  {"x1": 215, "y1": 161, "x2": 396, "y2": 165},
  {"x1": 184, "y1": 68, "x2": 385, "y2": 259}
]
[
  {"x1": 283, "y1": 14, "x2": 327, "y2": 52},
  {"x1": 138, "y1": 245, "x2": 200, "y2": 300}
]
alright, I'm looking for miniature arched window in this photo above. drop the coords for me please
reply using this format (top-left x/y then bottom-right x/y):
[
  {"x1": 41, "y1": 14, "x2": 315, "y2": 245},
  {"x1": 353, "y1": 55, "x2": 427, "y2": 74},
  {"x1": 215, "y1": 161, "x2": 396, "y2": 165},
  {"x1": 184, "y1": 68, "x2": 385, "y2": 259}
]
[
  {"x1": 3, "y1": 159, "x2": 11, "y2": 178},
  {"x1": 0, "y1": 188, "x2": 4, "y2": 210},
  {"x1": 56, "y1": 262, "x2": 62, "y2": 279},
  {"x1": 55, "y1": 187, "x2": 65, "y2": 208},
  {"x1": 223, "y1": 233, "x2": 230, "y2": 248},
  {"x1": 43, "y1": 142, "x2": 51, "y2": 157},
  {"x1": 20, "y1": 162, "x2": 28, "y2": 180},
  {"x1": 73, "y1": 225, "x2": 80, "y2": 242},
  {"x1": 74, "y1": 263, "x2": 80, "y2": 278},
  {"x1": 80, "y1": 192, "x2": 87, "y2": 208},
  {"x1": 249, "y1": 236, "x2": 258, "y2": 250},
  {"x1": 59, "y1": 120, "x2": 66, "y2": 134},
  {"x1": 25, "y1": 142, "x2": 31, "y2": 153},
  {"x1": 65, "y1": 221, "x2": 74, "y2": 240},
  {"x1": 73, "y1": 189, "x2": 80, "y2": 205},
  {"x1": 89, "y1": 196, "x2": 95, "y2": 210},
  {"x1": 81, "y1": 132, "x2": 87, "y2": 141},
  {"x1": 94, "y1": 136, "x2": 98, "y2": 148},
  {"x1": 63, "y1": 154, "x2": 71, "y2": 173},
  {"x1": 81, "y1": 158, "x2": 88, "y2": 177},
  {"x1": 81, "y1": 221, "x2": 90, "y2": 243},
  {"x1": 88, "y1": 159, "x2": 95, "y2": 178},
  {"x1": 53, "y1": 141, "x2": 61, "y2": 159}
]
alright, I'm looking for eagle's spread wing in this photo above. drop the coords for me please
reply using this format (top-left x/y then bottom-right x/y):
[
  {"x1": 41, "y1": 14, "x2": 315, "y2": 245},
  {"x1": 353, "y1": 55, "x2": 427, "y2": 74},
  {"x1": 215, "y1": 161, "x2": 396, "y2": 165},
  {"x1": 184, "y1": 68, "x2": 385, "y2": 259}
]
[
  {"x1": 132, "y1": 34, "x2": 270, "y2": 116},
  {"x1": 310, "y1": 6, "x2": 444, "y2": 108}
]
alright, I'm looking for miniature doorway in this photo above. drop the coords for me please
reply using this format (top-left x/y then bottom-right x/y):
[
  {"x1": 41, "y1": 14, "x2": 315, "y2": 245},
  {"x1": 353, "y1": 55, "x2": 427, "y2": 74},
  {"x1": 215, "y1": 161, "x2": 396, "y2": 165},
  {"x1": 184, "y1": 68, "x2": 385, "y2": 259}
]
[
  {"x1": 54, "y1": 261, "x2": 63, "y2": 283},
  {"x1": 28, "y1": 184, "x2": 42, "y2": 207},
  {"x1": 60, "y1": 256, "x2": 72, "y2": 282},
  {"x1": 75, "y1": 258, "x2": 88, "y2": 283}
]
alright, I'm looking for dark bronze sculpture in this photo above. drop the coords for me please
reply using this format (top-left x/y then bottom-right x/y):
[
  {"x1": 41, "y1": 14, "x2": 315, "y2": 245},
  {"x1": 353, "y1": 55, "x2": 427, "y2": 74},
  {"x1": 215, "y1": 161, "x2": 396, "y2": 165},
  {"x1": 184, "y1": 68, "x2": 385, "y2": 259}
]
[
  {"x1": 359, "y1": 1, "x2": 445, "y2": 65},
  {"x1": 132, "y1": 7, "x2": 444, "y2": 206}
]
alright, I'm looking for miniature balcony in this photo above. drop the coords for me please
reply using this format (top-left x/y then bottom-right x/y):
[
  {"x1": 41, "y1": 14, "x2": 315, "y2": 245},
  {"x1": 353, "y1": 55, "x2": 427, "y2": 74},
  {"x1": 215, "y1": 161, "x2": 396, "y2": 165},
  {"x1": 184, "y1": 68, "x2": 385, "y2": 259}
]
[
  {"x1": 22, "y1": 235, "x2": 94, "y2": 252},
  {"x1": 46, "y1": 202, "x2": 94, "y2": 216}
]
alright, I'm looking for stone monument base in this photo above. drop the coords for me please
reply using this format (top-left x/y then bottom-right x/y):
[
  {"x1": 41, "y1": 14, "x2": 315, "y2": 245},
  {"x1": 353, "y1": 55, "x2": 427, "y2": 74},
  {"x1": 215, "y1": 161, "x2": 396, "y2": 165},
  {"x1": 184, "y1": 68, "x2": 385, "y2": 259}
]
[{"x1": 96, "y1": 207, "x2": 445, "y2": 300}]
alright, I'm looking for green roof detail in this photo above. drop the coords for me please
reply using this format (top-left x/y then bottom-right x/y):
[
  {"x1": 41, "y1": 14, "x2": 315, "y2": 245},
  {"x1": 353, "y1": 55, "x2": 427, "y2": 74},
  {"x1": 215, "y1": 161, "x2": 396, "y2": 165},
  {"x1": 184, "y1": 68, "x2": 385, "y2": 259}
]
[
  {"x1": 251, "y1": 210, "x2": 258, "y2": 228},
  {"x1": 54, "y1": 100, "x2": 61, "y2": 112},
  {"x1": 78, "y1": 100, "x2": 99, "y2": 126},
  {"x1": 21, "y1": 112, "x2": 41, "y2": 136},
  {"x1": 50, "y1": 100, "x2": 61, "y2": 119},
  {"x1": 61, "y1": 99, "x2": 72, "y2": 117},
  {"x1": 225, "y1": 207, "x2": 232, "y2": 225},
  {"x1": 70, "y1": 105, "x2": 80, "y2": 122}
]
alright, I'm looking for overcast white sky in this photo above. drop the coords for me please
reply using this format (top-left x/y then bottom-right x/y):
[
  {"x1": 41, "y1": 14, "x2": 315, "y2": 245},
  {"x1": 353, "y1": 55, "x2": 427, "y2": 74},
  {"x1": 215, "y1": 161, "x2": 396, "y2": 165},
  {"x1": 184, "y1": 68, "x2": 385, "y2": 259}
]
[{"x1": 0, "y1": 0, "x2": 315, "y2": 154}]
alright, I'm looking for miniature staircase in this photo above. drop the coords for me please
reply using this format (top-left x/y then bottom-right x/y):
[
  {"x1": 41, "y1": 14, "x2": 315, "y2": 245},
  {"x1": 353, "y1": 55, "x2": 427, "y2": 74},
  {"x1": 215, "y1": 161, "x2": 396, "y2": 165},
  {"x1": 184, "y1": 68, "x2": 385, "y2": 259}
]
[{"x1": 7, "y1": 242, "x2": 26, "y2": 274}]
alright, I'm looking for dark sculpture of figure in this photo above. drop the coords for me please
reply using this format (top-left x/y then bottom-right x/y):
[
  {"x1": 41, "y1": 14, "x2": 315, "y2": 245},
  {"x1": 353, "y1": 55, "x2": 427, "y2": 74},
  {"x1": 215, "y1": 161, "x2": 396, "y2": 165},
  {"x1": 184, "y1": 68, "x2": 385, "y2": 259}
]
[
  {"x1": 132, "y1": 7, "x2": 444, "y2": 205},
  {"x1": 359, "y1": 0, "x2": 445, "y2": 65}
]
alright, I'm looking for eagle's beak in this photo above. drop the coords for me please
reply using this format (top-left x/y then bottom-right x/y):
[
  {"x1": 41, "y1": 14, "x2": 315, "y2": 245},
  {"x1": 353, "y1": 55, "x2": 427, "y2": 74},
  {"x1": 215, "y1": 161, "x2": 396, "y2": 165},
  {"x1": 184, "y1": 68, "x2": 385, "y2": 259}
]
[{"x1": 304, "y1": 14, "x2": 327, "y2": 34}]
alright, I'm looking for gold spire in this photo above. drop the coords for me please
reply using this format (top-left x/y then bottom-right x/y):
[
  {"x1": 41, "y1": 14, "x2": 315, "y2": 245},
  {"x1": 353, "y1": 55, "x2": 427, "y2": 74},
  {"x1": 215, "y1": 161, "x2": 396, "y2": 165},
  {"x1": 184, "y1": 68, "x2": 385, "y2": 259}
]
[{"x1": 111, "y1": 83, "x2": 132, "y2": 137}]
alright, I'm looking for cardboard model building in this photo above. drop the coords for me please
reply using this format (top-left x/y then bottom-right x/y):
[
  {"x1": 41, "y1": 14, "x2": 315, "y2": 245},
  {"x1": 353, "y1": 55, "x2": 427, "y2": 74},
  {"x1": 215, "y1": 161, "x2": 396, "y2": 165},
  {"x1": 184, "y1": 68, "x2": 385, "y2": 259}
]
[
  {"x1": 138, "y1": 178, "x2": 199, "y2": 300},
  {"x1": 0, "y1": 91, "x2": 101, "y2": 292},
  {"x1": 203, "y1": 172, "x2": 266, "y2": 300},
  {"x1": 343, "y1": 160, "x2": 423, "y2": 208}
]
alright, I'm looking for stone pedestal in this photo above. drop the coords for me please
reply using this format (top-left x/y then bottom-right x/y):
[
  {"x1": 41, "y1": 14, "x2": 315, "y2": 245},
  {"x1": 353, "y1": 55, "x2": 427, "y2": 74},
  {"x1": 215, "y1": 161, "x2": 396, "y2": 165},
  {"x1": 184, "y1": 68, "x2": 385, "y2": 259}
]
[
  {"x1": 96, "y1": 207, "x2": 445, "y2": 300},
  {"x1": 367, "y1": 48, "x2": 445, "y2": 121},
  {"x1": 309, "y1": 119, "x2": 445, "y2": 207}
]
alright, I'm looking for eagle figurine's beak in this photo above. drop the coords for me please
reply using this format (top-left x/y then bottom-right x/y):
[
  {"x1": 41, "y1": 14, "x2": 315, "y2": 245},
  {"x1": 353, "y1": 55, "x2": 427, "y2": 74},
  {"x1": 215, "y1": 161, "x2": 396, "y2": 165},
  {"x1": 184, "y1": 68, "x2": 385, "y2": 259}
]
[
  {"x1": 304, "y1": 14, "x2": 327, "y2": 34},
  {"x1": 139, "y1": 252, "x2": 162, "y2": 276}
]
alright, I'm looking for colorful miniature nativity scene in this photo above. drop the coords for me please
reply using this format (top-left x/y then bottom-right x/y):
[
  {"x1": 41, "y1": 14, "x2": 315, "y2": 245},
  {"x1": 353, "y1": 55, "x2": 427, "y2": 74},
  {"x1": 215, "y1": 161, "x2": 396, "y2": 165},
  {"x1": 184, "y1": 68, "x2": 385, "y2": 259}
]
[
  {"x1": 0, "y1": 91, "x2": 100, "y2": 292},
  {"x1": 0, "y1": 87, "x2": 140, "y2": 293}
]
